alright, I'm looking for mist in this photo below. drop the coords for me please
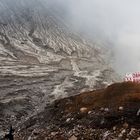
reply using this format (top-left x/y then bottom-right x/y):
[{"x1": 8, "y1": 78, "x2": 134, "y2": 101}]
[
  {"x1": 1, "y1": 0, "x2": 140, "y2": 75},
  {"x1": 46, "y1": 0, "x2": 140, "y2": 75}
]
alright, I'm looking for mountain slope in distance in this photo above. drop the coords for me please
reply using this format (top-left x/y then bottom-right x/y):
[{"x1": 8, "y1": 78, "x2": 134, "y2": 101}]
[{"x1": 0, "y1": 0, "x2": 120, "y2": 135}]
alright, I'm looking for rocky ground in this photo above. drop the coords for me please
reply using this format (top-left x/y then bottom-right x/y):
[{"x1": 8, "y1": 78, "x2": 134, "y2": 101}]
[{"x1": 10, "y1": 82, "x2": 140, "y2": 140}]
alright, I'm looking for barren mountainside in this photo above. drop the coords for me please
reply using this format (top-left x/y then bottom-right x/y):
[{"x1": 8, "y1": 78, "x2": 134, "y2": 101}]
[{"x1": 0, "y1": 0, "x2": 120, "y2": 136}]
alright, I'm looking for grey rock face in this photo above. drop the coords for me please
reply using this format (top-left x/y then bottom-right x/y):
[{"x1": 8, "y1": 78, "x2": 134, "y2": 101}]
[{"x1": 0, "y1": 0, "x2": 120, "y2": 134}]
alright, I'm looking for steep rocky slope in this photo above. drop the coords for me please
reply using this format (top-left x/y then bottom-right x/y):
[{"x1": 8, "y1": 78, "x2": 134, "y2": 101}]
[{"x1": 0, "y1": 0, "x2": 120, "y2": 136}]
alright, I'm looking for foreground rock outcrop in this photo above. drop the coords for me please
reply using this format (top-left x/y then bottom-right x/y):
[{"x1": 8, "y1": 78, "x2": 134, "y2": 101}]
[{"x1": 13, "y1": 82, "x2": 140, "y2": 140}]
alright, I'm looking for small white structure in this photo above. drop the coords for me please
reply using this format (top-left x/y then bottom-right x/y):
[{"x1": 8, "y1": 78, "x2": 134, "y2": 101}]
[{"x1": 124, "y1": 72, "x2": 140, "y2": 83}]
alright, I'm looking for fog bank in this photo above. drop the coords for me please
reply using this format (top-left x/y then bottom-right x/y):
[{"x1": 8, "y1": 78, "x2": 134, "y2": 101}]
[{"x1": 47, "y1": 0, "x2": 140, "y2": 75}]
